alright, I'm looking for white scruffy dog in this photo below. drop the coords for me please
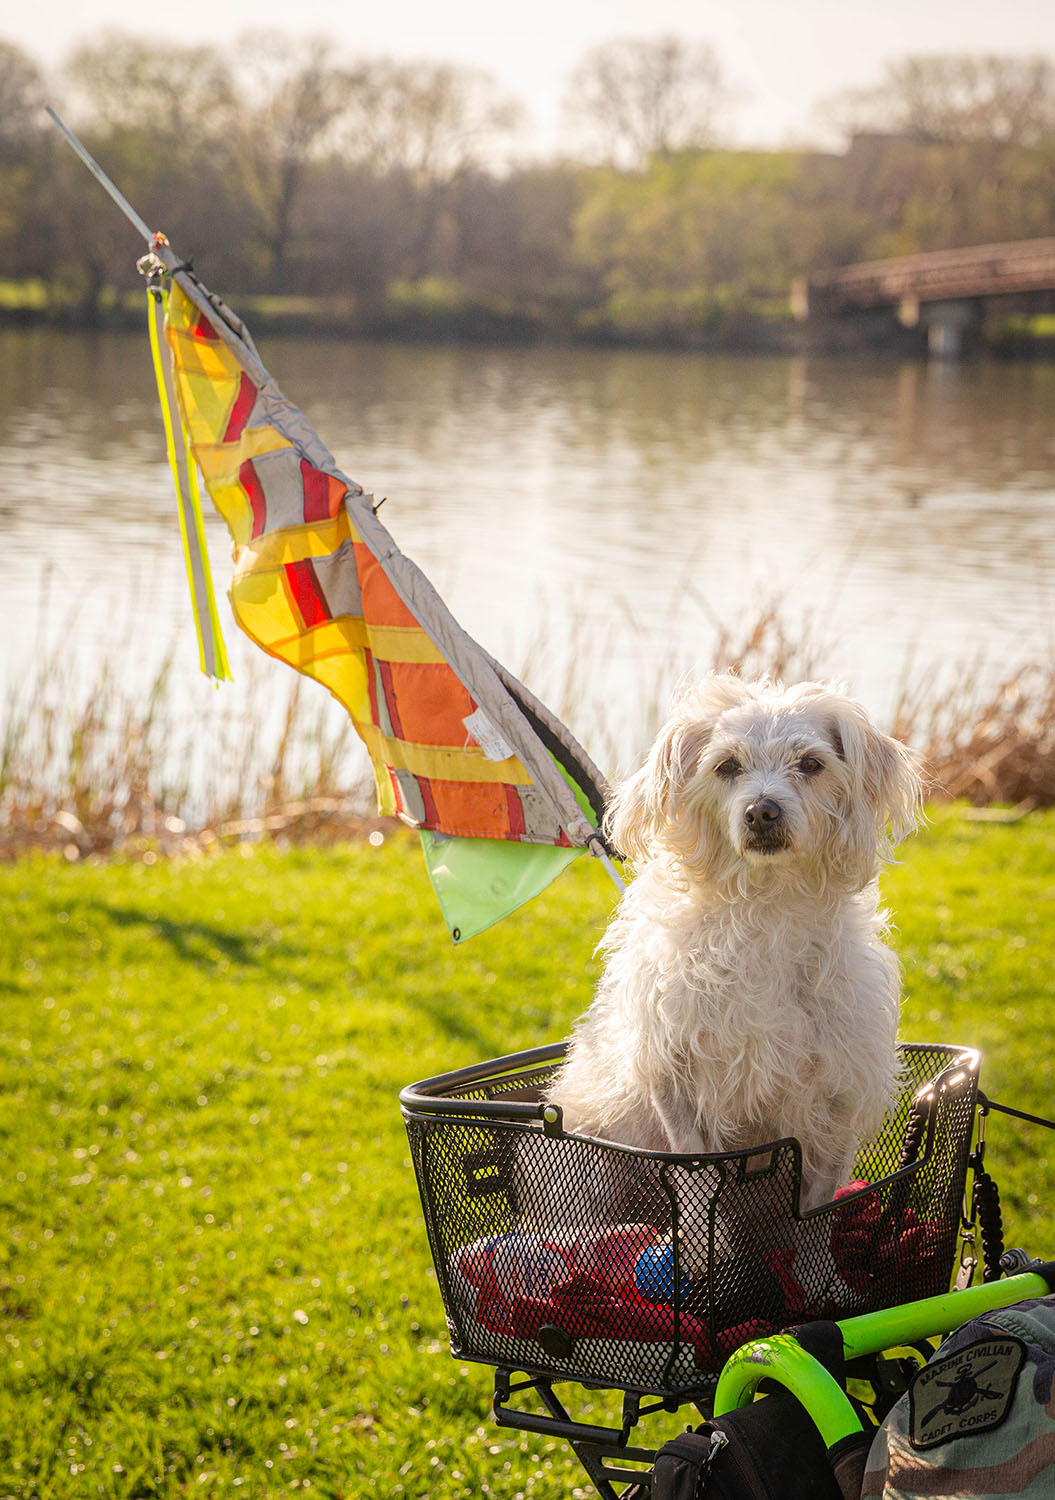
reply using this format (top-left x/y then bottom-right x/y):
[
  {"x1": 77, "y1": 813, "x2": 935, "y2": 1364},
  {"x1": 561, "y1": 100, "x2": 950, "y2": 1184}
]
[{"x1": 546, "y1": 674, "x2": 922, "y2": 1214}]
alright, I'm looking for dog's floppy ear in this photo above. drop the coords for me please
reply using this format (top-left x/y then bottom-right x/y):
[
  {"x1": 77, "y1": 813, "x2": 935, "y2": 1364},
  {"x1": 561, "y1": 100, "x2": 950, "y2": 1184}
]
[
  {"x1": 825, "y1": 694, "x2": 923, "y2": 860},
  {"x1": 604, "y1": 716, "x2": 692, "y2": 863},
  {"x1": 605, "y1": 674, "x2": 753, "y2": 863}
]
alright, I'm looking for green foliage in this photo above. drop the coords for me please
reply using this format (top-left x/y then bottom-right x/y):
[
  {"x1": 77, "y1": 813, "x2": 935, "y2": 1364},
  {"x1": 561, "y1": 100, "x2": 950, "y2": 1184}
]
[
  {"x1": 571, "y1": 150, "x2": 820, "y2": 340},
  {"x1": 878, "y1": 139, "x2": 1055, "y2": 254},
  {"x1": 2, "y1": 813, "x2": 1055, "y2": 1495},
  {"x1": 4, "y1": 30, "x2": 1055, "y2": 343},
  {"x1": 575, "y1": 151, "x2": 810, "y2": 293},
  {"x1": 0, "y1": 277, "x2": 47, "y2": 310},
  {"x1": 386, "y1": 275, "x2": 469, "y2": 318}
]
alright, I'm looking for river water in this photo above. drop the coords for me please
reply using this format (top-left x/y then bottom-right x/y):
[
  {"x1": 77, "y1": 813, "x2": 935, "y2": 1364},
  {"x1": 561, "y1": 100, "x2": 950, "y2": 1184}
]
[{"x1": 3, "y1": 325, "x2": 1054, "y2": 796}]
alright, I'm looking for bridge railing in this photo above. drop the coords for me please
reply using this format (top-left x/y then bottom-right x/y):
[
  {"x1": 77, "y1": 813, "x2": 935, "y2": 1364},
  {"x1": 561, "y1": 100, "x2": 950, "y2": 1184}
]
[{"x1": 807, "y1": 236, "x2": 1055, "y2": 311}]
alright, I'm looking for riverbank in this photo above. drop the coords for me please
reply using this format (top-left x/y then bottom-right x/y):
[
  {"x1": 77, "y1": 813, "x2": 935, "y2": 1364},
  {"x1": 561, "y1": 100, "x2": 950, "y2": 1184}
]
[
  {"x1": 3, "y1": 813, "x2": 1054, "y2": 1497},
  {"x1": 4, "y1": 610, "x2": 1054, "y2": 863},
  {"x1": 4, "y1": 276, "x2": 1055, "y2": 357}
]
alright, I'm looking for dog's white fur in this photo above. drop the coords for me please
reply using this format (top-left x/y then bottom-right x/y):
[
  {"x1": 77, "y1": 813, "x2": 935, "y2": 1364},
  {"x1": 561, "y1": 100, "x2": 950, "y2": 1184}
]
[{"x1": 546, "y1": 674, "x2": 922, "y2": 1213}]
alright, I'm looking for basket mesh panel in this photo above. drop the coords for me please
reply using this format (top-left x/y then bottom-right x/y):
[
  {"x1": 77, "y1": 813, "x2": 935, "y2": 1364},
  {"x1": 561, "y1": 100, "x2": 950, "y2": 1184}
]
[{"x1": 404, "y1": 1044, "x2": 978, "y2": 1397}]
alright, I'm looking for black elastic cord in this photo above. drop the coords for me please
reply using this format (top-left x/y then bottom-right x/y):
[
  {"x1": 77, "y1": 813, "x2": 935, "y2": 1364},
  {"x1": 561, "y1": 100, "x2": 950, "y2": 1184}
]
[{"x1": 972, "y1": 1168, "x2": 1005, "y2": 1282}]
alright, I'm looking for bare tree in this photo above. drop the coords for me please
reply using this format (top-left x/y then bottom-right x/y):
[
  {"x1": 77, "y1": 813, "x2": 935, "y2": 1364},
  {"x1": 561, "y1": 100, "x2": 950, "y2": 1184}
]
[
  {"x1": 821, "y1": 53, "x2": 1055, "y2": 147},
  {"x1": 343, "y1": 59, "x2": 525, "y2": 181},
  {"x1": 62, "y1": 30, "x2": 237, "y2": 147},
  {"x1": 332, "y1": 58, "x2": 526, "y2": 285},
  {"x1": 41, "y1": 35, "x2": 242, "y2": 314},
  {"x1": 232, "y1": 33, "x2": 358, "y2": 288},
  {"x1": 0, "y1": 39, "x2": 46, "y2": 162},
  {"x1": 562, "y1": 34, "x2": 731, "y2": 169}
]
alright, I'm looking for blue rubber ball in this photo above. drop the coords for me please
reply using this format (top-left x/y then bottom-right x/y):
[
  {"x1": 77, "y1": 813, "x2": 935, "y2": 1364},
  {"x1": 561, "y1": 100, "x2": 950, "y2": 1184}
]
[{"x1": 634, "y1": 1245, "x2": 691, "y2": 1305}]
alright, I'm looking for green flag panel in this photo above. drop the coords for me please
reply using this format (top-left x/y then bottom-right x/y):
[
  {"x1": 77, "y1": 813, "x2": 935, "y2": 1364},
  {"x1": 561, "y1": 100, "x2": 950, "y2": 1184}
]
[{"x1": 420, "y1": 831, "x2": 582, "y2": 943}]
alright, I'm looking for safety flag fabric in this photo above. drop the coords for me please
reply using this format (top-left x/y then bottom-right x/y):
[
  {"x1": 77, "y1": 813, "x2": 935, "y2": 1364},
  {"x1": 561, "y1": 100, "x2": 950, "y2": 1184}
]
[{"x1": 157, "y1": 271, "x2": 612, "y2": 940}]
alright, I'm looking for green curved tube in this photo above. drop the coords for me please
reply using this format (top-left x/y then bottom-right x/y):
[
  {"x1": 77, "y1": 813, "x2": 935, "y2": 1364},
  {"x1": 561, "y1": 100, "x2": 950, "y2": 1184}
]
[
  {"x1": 714, "y1": 1335, "x2": 863, "y2": 1446},
  {"x1": 837, "y1": 1270, "x2": 1050, "y2": 1361},
  {"x1": 713, "y1": 1269, "x2": 1051, "y2": 1448}
]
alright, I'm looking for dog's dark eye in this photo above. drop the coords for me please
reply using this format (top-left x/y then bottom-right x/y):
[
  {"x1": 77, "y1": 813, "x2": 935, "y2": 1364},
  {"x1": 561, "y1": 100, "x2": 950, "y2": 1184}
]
[
  {"x1": 714, "y1": 758, "x2": 741, "y2": 779},
  {"x1": 798, "y1": 755, "x2": 824, "y2": 776}
]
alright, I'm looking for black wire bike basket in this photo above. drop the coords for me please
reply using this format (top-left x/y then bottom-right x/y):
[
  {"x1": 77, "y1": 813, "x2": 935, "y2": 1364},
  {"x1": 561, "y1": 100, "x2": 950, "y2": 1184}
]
[{"x1": 401, "y1": 1042, "x2": 980, "y2": 1399}]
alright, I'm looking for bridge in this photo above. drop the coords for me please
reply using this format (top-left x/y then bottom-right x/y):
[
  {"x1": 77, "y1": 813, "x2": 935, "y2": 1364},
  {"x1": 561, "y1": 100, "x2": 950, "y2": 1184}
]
[{"x1": 799, "y1": 237, "x2": 1055, "y2": 356}]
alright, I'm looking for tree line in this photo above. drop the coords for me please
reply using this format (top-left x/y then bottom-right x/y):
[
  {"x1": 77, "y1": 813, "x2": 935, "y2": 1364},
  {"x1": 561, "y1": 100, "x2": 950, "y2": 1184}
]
[{"x1": 3, "y1": 32, "x2": 1054, "y2": 344}]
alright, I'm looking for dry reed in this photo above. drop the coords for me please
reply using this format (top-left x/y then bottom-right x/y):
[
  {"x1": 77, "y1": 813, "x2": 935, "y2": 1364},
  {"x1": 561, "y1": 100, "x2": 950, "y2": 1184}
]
[
  {"x1": 0, "y1": 640, "x2": 383, "y2": 862},
  {"x1": 894, "y1": 662, "x2": 1055, "y2": 813},
  {"x1": 3, "y1": 609, "x2": 1052, "y2": 862}
]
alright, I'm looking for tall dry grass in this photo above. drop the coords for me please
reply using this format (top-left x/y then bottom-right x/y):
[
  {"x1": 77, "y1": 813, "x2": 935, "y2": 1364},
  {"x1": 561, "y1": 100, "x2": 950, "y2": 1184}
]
[
  {"x1": 0, "y1": 641, "x2": 380, "y2": 861},
  {"x1": 3, "y1": 609, "x2": 1053, "y2": 861},
  {"x1": 895, "y1": 663, "x2": 1055, "y2": 812}
]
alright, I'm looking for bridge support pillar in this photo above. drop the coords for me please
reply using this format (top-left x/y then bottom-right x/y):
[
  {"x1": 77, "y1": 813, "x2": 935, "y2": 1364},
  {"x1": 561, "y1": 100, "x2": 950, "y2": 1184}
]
[{"x1": 923, "y1": 299, "x2": 976, "y2": 360}]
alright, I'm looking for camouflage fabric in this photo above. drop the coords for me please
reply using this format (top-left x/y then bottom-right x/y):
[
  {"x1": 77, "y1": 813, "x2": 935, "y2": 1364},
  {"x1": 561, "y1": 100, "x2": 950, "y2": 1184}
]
[{"x1": 863, "y1": 1293, "x2": 1055, "y2": 1497}]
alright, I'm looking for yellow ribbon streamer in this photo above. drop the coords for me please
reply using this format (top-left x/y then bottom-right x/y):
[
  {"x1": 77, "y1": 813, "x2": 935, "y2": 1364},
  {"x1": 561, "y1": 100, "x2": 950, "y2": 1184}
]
[{"x1": 147, "y1": 284, "x2": 231, "y2": 681}]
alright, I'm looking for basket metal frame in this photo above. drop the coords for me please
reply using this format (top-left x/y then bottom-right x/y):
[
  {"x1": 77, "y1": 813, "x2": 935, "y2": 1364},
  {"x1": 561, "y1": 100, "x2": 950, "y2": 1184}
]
[
  {"x1": 400, "y1": 1040, "x2": 978, "y2": 1183},
  {"x1": 403, "y1": 1047, "x2": 978, "y2": 1359}
]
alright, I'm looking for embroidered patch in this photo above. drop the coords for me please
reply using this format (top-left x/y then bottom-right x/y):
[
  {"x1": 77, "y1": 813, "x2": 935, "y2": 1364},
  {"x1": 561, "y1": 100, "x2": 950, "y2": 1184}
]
[{"x1": 909, "y1": 1334, "x2": 1027, "y2": 1450}]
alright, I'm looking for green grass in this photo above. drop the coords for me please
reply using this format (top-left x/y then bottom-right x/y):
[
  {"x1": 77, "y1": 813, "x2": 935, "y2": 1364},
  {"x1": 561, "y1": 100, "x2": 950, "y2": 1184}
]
[
  {"x1": 1001, "y1": 313, "x2": 1055, "y2": 340},
  {"x1": 2, "y1": 809, "x2": 1055, "y2": 1498},
  {"x1": 886, "y1": 808, "x2": 1055, "y2": 1233},
  {"x1": 0, "y1": 280, "x2": 49, "y2": 312}
]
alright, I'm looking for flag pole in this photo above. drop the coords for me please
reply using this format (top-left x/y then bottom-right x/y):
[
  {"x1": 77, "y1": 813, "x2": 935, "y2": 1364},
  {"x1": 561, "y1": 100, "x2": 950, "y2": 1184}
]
[
  {"x1": 590, "y1": 839, "x2": 626, "y2": 894},
  {"x1": 45, "y1": 105, "x2": 157, "y2": 246},
  {"x1": 45, "y1": 103, "x2": 234, "y2": 680}
]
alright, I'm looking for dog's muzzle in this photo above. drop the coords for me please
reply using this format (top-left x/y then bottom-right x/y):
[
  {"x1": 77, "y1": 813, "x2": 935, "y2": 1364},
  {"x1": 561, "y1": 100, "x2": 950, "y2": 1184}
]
[{"x1": 742, "y1": 797, "x2": 790, "y2": 853}]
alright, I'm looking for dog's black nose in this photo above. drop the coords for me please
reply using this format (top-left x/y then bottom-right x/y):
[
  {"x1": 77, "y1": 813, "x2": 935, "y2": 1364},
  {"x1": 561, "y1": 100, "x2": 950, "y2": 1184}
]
[{"x1": 744, "y1": 798, "x2": 782, "y2": 829}]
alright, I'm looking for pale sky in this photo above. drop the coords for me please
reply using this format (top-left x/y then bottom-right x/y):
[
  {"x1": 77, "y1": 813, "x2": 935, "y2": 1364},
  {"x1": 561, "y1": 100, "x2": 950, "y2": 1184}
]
[{"x1": 8, "y1": 0, "x2": 1055, "y2": 152}]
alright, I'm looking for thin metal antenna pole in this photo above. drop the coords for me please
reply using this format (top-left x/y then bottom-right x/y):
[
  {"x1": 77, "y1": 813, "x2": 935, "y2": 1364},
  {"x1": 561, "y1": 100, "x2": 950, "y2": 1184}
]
[
  {"x1": 44, "y1": 104, "x2": 261, "y2": 370},
  {"x1": 588, "y1": 838, "x2": 627, "y2": 895},
  {"x1": 45, "y1": 105, "x2": 157, "y2": 246}
]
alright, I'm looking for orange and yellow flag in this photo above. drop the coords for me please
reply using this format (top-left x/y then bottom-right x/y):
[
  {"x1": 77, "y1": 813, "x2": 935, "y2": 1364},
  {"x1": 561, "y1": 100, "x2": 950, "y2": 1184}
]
[
  {"x1": 41, "y1": 107, "x2": 618, "y2": 940},
  {"x1": 154, "y1": 273, "x2": 614, "y2": 939}
]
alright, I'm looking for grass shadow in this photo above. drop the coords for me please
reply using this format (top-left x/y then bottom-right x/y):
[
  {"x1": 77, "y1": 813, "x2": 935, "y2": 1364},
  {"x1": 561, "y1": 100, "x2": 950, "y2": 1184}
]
[{"x1": 100, "y1": 903, "x2": 263, "y2": 969}]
